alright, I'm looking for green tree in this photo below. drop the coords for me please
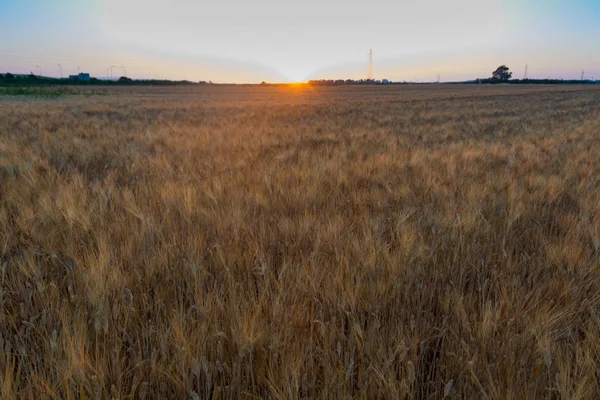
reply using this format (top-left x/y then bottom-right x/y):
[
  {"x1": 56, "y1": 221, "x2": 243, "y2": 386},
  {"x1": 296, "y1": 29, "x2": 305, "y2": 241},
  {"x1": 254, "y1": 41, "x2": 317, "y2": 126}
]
[{"x1": 492, "y1": 65, "x2": 512, "y2": 81}]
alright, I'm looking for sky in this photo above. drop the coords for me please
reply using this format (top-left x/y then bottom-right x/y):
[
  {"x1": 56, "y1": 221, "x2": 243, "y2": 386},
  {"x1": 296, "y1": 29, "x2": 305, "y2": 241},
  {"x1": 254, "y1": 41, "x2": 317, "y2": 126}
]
[{"x1": 1, "y1": 0, "x2": 599, "y2": 83}]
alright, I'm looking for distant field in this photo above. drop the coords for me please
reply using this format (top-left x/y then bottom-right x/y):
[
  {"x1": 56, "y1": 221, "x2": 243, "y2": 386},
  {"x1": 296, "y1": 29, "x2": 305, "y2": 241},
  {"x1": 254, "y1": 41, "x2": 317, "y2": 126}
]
[{"x1": 1, "y1": 84, "x2": 599, "y2": 398}]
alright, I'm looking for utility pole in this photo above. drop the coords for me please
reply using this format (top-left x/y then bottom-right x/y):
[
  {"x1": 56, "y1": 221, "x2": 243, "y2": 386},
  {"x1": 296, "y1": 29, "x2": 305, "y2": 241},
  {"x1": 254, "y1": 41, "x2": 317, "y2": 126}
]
[
  {"x1": 58, "y1": 64, "x2": 63, "y2": 78},
  {"x1": 581, "y1": 70, "x2": 585, "y2": 81},
  {"x1": 121, "y1": 66, "x2": 127, "y2": 77},
  {"x1": 77, "y1": 66, "x2": 80, "y2": 75},
  {"x1": 524, "y1": 65, "x2": 528, "y2": 80},
  {"x1": 110, "y1": 65, "x2": 116, "y2": 79},
  {"x1": 368, "y1": 49, "x2": 373, "y2": 80}
]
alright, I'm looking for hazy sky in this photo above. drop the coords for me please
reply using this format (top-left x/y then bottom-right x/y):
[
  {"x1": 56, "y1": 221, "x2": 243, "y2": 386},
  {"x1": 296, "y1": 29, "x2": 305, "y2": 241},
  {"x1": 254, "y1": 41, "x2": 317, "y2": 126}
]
[{"x1": 1, "y1": 0, "x2": 599, "y2": 82}]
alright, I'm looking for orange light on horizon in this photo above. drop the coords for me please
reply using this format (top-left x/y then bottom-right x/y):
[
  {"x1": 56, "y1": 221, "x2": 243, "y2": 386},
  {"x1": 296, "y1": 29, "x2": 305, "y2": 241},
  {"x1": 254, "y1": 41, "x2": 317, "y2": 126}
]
[{"x1": 286, "y1": 82, "x2": 309, "y2": 89}]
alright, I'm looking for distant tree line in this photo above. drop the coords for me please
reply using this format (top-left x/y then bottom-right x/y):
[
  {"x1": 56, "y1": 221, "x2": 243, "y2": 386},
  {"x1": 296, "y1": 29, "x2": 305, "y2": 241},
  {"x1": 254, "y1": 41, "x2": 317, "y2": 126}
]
[
  {"x1": 473, "y1": 65, "x2": 599, "y2": 84},
  {"x1": 0, "y1": 73, "x2": 206, "y2": 86},
  {"x1": 308, "y1": 79, "x2": 392, "y2": 86},
  {"x1": 0, "y1": 73, "x2": 16, "y2": 82},
  {"x1": 2, "y1": 69, "x2": 598, "y2": 87},
  {"x1": 307, "y1": 66, "x2": 599, "y2": 86},
  {"x1": 474, "y1": 78, "x2": 598, "y2": 85}
]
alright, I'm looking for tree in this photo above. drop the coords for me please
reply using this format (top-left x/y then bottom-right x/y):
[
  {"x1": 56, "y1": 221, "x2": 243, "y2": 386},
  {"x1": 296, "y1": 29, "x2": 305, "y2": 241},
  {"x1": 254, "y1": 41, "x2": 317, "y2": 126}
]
[{"x1": 492, "y1": 65, "x2": 512, "y2": 81}]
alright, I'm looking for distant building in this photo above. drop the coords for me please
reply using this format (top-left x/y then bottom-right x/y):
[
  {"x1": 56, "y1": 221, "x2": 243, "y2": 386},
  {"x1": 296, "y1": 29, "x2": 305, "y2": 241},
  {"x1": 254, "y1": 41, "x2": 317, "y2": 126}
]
[{"x1": 68, "y1": 73, "x2": 91, "y2": 82}]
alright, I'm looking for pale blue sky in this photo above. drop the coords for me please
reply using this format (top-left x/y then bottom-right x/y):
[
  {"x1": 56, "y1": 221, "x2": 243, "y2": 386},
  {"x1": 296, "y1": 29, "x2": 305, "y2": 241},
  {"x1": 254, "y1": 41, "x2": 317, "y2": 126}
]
[{"x1": 1, "y1": 0, "x2": 599, "y2": 82}]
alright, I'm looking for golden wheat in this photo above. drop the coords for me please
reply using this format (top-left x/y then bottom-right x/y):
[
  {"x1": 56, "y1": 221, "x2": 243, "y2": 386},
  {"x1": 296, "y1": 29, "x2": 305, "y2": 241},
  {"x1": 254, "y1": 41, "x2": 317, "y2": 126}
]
[{"x1": 1, "y1": 84, "x2": 600, "y2": 399}]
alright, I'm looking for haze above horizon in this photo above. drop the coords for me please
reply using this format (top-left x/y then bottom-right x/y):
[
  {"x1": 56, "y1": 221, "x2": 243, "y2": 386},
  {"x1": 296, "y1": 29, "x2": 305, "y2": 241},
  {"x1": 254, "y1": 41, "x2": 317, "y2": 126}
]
[{"x1": 1, "y1": 0, "x2": 599, "y2": 83}]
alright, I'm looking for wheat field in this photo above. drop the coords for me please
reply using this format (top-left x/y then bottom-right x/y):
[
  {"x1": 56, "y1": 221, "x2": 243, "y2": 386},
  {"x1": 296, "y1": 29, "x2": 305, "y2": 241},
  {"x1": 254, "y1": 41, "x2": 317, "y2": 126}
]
[{"x1": 1, "y1": 84, "x2": 600, "y2": 399}]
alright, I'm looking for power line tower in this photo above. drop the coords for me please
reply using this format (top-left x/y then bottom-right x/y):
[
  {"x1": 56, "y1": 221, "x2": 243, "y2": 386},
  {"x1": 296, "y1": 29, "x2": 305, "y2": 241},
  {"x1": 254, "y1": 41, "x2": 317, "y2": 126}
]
[
  {"x1": 523, "y1": 65, "x2": 528, "y2": 80},
  {"x1": 368, "y1": 49, "x2": 373, "y2": 80}
]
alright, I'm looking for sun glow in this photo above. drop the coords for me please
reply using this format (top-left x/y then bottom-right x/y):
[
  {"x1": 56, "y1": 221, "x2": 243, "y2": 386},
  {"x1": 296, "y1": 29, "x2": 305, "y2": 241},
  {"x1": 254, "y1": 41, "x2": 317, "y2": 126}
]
[{"x1": 284, "y1": 82, "x2": 309, "y2": 90}]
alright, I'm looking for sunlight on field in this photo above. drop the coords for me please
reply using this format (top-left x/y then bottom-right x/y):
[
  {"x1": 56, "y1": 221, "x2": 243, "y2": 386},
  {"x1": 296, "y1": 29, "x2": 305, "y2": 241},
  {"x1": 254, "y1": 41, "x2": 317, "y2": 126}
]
[{"x1": 1, "y1": 85, "x2": 599, "y2": 398}]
